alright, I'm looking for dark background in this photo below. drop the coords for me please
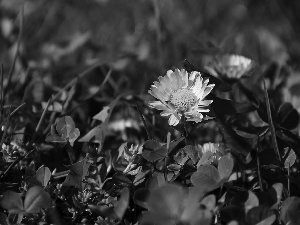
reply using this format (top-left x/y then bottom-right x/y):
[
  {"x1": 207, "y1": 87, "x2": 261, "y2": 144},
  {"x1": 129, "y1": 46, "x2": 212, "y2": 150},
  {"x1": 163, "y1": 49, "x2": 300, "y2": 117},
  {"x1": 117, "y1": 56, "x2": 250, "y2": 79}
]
[{"x1": 1, "y1": 0, "x2": 300, "y2": 94}]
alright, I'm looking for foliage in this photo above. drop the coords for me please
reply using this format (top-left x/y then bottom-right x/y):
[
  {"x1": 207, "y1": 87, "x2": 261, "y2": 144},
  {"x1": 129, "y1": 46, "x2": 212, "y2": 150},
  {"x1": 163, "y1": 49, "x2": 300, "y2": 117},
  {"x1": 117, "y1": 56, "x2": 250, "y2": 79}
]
[{"x1": 1, "y1": 1, "x2": 300, "y2": 225}]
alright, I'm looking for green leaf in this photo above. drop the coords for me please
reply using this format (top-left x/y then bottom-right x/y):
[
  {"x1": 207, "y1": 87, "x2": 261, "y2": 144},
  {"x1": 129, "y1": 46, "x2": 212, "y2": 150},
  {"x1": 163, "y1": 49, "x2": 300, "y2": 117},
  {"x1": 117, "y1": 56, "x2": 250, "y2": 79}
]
[
  {"x1": 62, "y1": 156, "x2": 91, "y2": 190},
  {"x1": 220, "y1": 205, "x2": 246, "y2": 224},
  {"x1": 46, "y1": 116, "x2": 80, "y2": 146},
  {"x1": 147, "y1": 184, "x2": 184, "y2": 215},
  {"x1": 218, "y1": 155, "x2": 234, "y2": 179},
  {"x1": 117, "y1": 142, "x2": 127, "y2": 160},
  {"x1": 255, "y1": 214, "x2": 276, "y2": 225},
  {"x1": 7, "y1": 213, "x2": 24, "y2": 225},
  {"x1": 142, "y1": 144, "x2": 167, "y2": 162},
  {"x1": 270, "y1": 183, "x2": 283, "y2": 210},
  {"x1": 133, "y1": 167, "x2": 149, "y2": 185},
  {"x1": 280, "y1": 197, "x2": 300, "y2": 224},
  {"x1": 244, "y1": 191, "x2": 259, "y2": 213},
  {"x1": 197, "y1": 151, "x2": 214, "y2": 167},
  {"x1": 201, "y1": 194, "x2": 216, "y2": 211},
  {"x1": 234, "y1": 128, "x2": 258, "y2": 139},
  {"x1": 167, "y1": 164, "x2": 181, "y2": 171},
  {"x1": 113, "y1": 187, "x2": 130, "y2": 220},
  {"x1": 284, "y1": 148, "x2": 296, "y2": 169},
  {"x1": 227, "y1": 221, "x2": 239, "y2": 225},
  {"x1": 68, "y1": 128, "x2": 80, "y2": 146},
  {"x1": 167, "y1": 136, "x2": 185, "y2": 154},
  {"x1": 0, "y1": 191, "x2": 23, "y2": 214},
  {"x1": 246, "y1": 206, "x2": 275, "y2": 225},
  {"x1": 145, "y1": 172, "x2": 166, "y2": 191},
  {"x1": 56, "y1": 116, "x2": 75, "y2": 138},
  {"x1": 210, "y1": 95, "x2": 252, "y2": 163},
  {"x1": 0, "y1": 212, "x2": 8, "y2": 225},
  {"x1": 88, "y1": 187, "x2": 129, "y2": 221},
  {"x1": 133, "y1": 188, "x2": 150, "y2": 208},
  {"x1": 182, "y1": 145, "x2": 200, "y2": 164},
  {"x1": 276, "y1": 102, "x2": 300, "y2": 130},
  {"x1": 191, "y1": 165, "x2": 220, "y2": 191},
  {"x1": 80, "y1": 94, "x2": 125, "y2": 148},
  {"x1": 230, "y1": 190, "x2": 259, "y2": 213},
  {"x1": 88, "y1": 204, "x2": 114, "y2": 218},
  {"x1": 23, "y1": 186, "x2": 51, "y2": 214},
  {"x1": 36, "y1": 166, "x2": 51, "y2": 187},
  {"x1": 112, "y1": 173, "x2": 132, "y2": 187},
  {"x1": 78, "y1": 124, "x2": 108, "y2": 153},
  {"x1": 56, "y1": 116, "x2": 80, "y2": 146},
  {"x1": 45, "y1": 124, "x2": 67, "y2": 144},
  {"x1": 93, "y1": 106, "x2": 110, "y2": 122},
  {"x1": 173, "y1": 151, "x2": 189, "y2": 166},
  {"x1": 142, "y1": 140, "x2": 161, "y2": 152}
]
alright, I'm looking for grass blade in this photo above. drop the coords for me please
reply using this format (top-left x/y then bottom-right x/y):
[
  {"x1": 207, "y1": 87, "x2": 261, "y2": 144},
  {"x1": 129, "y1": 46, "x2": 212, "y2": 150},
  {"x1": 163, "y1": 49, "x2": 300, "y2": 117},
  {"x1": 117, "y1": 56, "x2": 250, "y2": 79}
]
[
  {"x1": 263, "y1": 79, "x2": 281, "y2": 163},
  {"x1": 135, "y1": 102, "x2": 151, "y2": 140},
  {"x1": 4, "y1": 6, "x2": 24, "y2": 98}
]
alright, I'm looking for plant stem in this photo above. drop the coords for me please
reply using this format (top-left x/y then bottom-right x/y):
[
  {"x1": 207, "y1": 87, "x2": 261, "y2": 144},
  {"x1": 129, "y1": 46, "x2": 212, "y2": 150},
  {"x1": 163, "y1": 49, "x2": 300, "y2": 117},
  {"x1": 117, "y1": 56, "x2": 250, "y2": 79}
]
[
  {"x1": 0, "y1": 63, "x2": 3, "y2": 121},
  {"x1": 288, "y1": 162, "x2": 290, "y2": 197},
  {"x1": 164, "y1": 132, "x2": 171, "y2": 182},
  {"x1": 256, "y1": 145, "x2": 263, "y2": 192}
]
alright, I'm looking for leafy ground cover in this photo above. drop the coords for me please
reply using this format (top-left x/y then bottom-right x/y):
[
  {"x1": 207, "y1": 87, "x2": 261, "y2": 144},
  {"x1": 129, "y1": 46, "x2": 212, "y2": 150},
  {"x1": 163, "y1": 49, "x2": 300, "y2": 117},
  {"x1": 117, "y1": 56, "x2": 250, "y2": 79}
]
[{"x1": 1, "y1": 0, "x2": 300, "y2": 224}]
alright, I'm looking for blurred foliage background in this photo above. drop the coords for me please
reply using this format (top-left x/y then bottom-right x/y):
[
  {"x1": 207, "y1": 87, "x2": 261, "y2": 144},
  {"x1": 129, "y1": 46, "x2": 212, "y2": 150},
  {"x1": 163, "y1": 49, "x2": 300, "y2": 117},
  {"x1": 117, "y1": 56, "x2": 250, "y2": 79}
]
[{"x1": 0, "y1": 0, "x2": 300, "y2": 95}]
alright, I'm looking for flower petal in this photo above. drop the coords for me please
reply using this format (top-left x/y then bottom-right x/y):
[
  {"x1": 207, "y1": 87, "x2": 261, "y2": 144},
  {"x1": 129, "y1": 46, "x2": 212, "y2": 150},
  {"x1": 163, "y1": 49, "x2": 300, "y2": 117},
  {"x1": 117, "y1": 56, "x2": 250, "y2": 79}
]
[
  {"x1": 181, "y1": 69, "x2": 189, "y2": 88},
  {"x1": 149, "y1": 86, "x2": 169, "y2": 101},
  {"x1": 149, "y1": 101, "x2": 169, "y2": 110},
  {"x1": 160, "y1": 111, "x2": 173, "y2": 117},
  {"x1": 198, "y1": 100, "x2": 213, "y2": 106},
  {"x1": 168, "y1": 114, "x2": 180, "y2": 126},
  {"x1": 202, "y1": 85, "x2": 215, "y2": 99}
]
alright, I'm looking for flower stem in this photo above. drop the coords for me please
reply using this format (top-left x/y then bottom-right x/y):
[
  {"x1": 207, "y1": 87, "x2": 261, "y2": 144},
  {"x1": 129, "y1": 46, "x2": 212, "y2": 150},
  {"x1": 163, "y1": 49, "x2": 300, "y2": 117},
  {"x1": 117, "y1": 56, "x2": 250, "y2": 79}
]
[
  {"x1": 164, "y1": 132, "x2": 171, "y2": 182},
  {"x1": 256, "y1": 145, "x2": 263, "y2": 192},
  {"x1": 181, "y1": 116, "x2": 188, "y2": 137}
]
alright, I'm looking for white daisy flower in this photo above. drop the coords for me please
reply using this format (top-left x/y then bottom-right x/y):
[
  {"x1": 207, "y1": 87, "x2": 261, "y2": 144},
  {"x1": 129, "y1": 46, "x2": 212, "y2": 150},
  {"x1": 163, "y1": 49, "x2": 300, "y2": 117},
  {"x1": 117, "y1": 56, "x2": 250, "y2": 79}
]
[
  {"x1": 210, "y1": 54, "x2": 254, "y2": 79},
  {"x1": 148, "y1": 69, "x2": 215, "y2": 126},
  {"x1": 199, "y1": 142, "x2": 227, "y2": 165}
]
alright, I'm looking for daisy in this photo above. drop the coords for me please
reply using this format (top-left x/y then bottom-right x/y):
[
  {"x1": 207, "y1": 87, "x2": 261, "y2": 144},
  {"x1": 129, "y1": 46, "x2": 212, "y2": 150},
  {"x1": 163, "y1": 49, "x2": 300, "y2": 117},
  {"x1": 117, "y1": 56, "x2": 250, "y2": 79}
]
[
  {"x1": 209, "y1": 54, "x2": 254, "y2": 79},
  {"x1": 148, "y1": 69, "x2": 215, "y2": 126},
  {"x1": 198, "y1": 142, "x2": 226, "y2": 165}
]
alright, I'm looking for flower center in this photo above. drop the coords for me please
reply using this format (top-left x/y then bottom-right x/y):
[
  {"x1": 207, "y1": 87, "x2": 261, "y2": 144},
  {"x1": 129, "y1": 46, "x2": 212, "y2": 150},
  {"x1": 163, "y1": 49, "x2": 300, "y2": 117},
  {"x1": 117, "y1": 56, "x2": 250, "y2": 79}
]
[{"x1": 170, "y1": 89, "x2": 196, "y2": 111}]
